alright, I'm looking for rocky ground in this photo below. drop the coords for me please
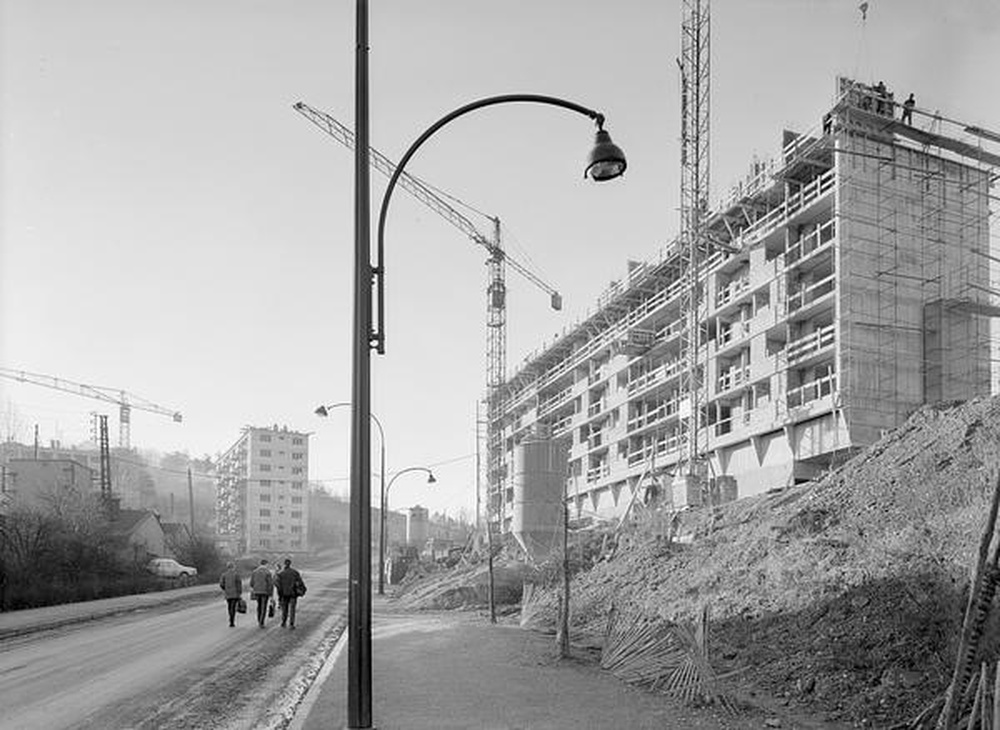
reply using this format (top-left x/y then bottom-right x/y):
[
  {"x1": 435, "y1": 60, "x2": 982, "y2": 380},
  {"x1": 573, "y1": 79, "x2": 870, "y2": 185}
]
[{"x1": 391, "y1": 396, "x2": 1000, "y2": 728}]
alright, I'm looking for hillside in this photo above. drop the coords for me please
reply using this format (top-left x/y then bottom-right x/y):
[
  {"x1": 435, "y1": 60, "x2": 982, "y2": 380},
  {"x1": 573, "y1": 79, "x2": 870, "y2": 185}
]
[{"x1": 395, "y1": 397, "x2": 1000, "y2": 726}]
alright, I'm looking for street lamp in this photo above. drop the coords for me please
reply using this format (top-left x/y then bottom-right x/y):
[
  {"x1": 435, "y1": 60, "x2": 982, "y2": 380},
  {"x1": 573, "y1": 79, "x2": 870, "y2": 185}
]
[
  {"x1": 314, "y1": 403, "x2": 389, "y2": 596},
  {"x1": 350, "y1": 6, "x2": 626, "y2": 728},
  {"x1": 382, "y1": 466, "x2": 436, "y2": 566}
]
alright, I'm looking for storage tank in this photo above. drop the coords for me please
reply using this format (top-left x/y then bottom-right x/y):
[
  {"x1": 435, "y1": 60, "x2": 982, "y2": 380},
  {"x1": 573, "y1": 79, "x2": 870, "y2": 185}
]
[
  {"x1": 406, "y1": 505, "x2": 429, "y2": 547},
  {"x1": 511, "y1": 437, "x2": 568, "y2": 563}
]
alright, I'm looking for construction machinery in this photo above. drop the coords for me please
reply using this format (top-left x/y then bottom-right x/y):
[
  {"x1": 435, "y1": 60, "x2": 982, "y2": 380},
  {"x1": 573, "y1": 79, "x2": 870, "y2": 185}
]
[
  {"x1": 293, "y1": 101, "x2": 562, "y2": 531},
  {"x1": 0, "y1": 367, "x2": 182, "y2": 450}
]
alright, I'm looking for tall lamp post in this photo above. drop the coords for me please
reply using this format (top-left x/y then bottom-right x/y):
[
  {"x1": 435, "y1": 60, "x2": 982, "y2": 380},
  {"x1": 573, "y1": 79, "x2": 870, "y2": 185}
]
[
  {"x1": 350, "y1": 6, "x2": 626, "y2": 728},
  {"x1": 314, "y1": 403, "x2": 388, "y2": 595},
  {"x1": 383, "y1": 466, "x2": 436, "y2": 566}
]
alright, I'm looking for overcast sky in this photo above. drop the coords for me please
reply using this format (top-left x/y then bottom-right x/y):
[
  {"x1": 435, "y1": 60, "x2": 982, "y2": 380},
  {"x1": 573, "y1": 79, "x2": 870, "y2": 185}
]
[{"x1": 2, "y1": 0, "x2": 998, "y2": 518}]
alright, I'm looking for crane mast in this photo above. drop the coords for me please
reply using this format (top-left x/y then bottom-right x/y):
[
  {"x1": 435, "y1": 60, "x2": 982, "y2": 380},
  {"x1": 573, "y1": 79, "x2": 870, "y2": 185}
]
[
  {"x1": 293, "y1": 101, "x2": 562, "y2": 531},
  {"x1": 677, "y1": 0, "x2": 711, "y2": 495},
  {"x1": 0, "y1": 367, "x2": 182, "y2": 450}
]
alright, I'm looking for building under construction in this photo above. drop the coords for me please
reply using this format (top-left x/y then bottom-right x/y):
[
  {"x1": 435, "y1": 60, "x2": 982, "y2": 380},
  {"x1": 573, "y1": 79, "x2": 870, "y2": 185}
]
[
  {"x1": 489, "y1": 77, "x2": 1000, "y2": 530},
  {"x1": 215, "y1": 425, "x2": 310, "y2": 555}
]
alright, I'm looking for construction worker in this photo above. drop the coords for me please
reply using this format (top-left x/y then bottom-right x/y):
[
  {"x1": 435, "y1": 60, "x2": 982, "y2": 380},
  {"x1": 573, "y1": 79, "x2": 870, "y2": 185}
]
[
  {"x1": 875, "y1": 81, "x2": 887, "y2": 115},
  {"x1": 902, "y1": 93, "x2": 915, "y2": 125}
]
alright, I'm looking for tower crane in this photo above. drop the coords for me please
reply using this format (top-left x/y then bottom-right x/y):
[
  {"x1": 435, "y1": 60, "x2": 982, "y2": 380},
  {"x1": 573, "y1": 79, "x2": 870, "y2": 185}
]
[
  {"x1": 0, "y1": 367, "x2": 182, "y2": 450},
  {"x1": 676, "y1": 0, "x2": 713, "y2": 495},
  {"x1": 293, "y1": 101, "x2": 562, "y2": 526}
]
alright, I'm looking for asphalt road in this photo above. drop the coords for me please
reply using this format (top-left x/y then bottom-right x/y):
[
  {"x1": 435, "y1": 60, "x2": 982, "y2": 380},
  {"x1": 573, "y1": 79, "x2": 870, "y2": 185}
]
[{"x1": 0, "y1": 566, "x2": 348, "y2": 730}]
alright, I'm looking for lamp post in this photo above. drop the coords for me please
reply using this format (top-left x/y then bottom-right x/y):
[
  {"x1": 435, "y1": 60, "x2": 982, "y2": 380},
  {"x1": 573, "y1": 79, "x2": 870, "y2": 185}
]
[
  {"x1": 383, "y1": 466, "x2": 436, "y2": 561},
  {"x1": 349, "y1": 6, "x2": 626, "y2": 727},
  {"x1": 314, "y1": 403, "x2": 388, "y2": 596}
]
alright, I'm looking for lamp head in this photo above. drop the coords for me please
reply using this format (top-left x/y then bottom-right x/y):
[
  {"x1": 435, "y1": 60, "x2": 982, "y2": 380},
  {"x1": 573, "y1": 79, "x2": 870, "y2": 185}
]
[
  {"x1": 585, "y1": 127, "x2": 627, "y2": 182},
  {"x1": 427, "y1": 472, "x2": 437, "y2": 484},
  {"x1": 314, "y1": 405, "x2": 329, "y2": 417}
]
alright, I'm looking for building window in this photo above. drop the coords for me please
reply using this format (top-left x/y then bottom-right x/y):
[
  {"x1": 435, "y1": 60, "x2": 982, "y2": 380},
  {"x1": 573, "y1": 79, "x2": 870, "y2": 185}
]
[
  {"x1": 260, "y1": 449, "x2": 271, "y2": 457},
  {"x1": 260, "y1": 509, "x2": 271, "y2": 517},
  {"x1": 292, "y1": 452, "x2": 304, "y2": 460},
  {"x1": 291, "y1": 468, "x2": 303, "y2": 475},
  {"x1": 291, "y1": 526, "x2": 302, "y2": 534},
  {"x1": 260, "y1": 479, "x2": 271, "y2": 487},
  {"x1": 260, "y1": 523, "x2": 271, "y2": 532},
  {"x1": 291, "y1": 510, "x2": 302, "y2": 519},
  {"x1": 291, "y1": 496, "x2": 302, "y2": 504},
  {"x1": 292, "y1": 480, "x2": 304, "y2": 489},
  {"x1": 260, "y1": 434, "x2": 271, "y2": 443},
  {"x1": 260, "y1": 494, "x2": 271, "y2": 503},
  {"x1": 260, "y1": 538, "x2": 271, "y2": 547},
  {"x1": 291, "y1": 540, "x2": 301, "y2": 548},
  {"x1": 292, "y1": 437, "x2": 303, "y2": 445},
  {"x1": 260, "y1": 464, "x2": 271, "y2": 472}
]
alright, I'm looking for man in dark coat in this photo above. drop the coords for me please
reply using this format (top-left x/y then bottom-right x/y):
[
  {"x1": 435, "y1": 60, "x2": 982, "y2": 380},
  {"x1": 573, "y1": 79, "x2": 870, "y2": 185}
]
[
  {"x1": 274, "y1": 558, "x2": 307, "y2": 629},
  {"x1": 218, "y1": 562, "x2": 243, "y2": 627},
  {"x1": 249, "y1": 558, "x2": 274, "y2": 628}
]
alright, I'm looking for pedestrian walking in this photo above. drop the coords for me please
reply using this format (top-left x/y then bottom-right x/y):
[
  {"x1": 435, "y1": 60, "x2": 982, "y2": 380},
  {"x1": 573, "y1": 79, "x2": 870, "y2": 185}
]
[
  {"x1": 902, "y1": 93, "x2": 915, "y2": 125},
  {"x1": 250, "y1": 558, "x2": 274, "y2": 628},
  {"x1": 218, "y1": 561, "x2": 243, "y2": 627},
  {"x1": 275, "y1": 558, "x2": 307, "y2": 629}
]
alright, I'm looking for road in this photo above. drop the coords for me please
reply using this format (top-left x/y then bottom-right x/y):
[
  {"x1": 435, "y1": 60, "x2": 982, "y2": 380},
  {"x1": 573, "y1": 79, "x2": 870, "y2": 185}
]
[{"x1": 0, "y1": 566, "x2": 348, "y2": 730}]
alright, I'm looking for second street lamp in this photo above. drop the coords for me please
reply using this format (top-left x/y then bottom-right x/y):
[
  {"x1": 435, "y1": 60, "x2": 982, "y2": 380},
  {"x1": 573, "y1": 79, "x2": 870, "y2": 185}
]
[{"x1": 314, "y1": 402, "x2": 390, "y2": 595}]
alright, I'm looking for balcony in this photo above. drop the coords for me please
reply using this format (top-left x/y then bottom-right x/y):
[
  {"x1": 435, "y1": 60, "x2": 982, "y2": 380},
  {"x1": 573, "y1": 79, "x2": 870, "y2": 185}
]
[
  {"x1": 586, "y1": 463, "x2": 611, "y2": 484},
  {"x1": 715, "y1": 276, "x2": 750, "y2": 308},
  {"x1": 786, "y1": 219, "x2": 836, "y2": 266},
  {"x1": 717, "y1": 365, "x2": 750, "y2": 393},
  {"x1": 626, "y1": 358, "x2": 685, "y2": 397},
  {"x1": 626, "y1": 432, "x2": 682, "y2": 467},
  {"x1": 787, "y1": 372, "x2": 837, "y2": 409},
  {"x1": 538, "y1": 385, "x2": 573, "y2": 418},
  {"x1": 786, "y1": 273, "x2": 835, "y2": 315},
  {"x1": 626, "y1": 398, "x2": 681, "y2": 432},
  {"x1": 716, "y1": 320, "x2": 751, "y2": 350},
  {"x1": 786, "y1": 324, "x2": 835, "y2": 365}
]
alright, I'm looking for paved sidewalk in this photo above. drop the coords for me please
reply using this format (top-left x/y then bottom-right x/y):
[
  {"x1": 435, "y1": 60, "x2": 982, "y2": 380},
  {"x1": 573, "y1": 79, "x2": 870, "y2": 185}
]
[
  {"x1": 0, "y1": 583, "x2": 218, "y2": 639},
  {"x1": 292, "y1": 597, "x2": 792, "y2": 730}
]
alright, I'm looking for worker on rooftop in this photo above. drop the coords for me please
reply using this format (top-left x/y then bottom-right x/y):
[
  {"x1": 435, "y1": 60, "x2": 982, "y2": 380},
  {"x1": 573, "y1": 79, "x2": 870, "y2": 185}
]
[{"x1": 902, "y1": 93, "x2": 916, "y2": 126}]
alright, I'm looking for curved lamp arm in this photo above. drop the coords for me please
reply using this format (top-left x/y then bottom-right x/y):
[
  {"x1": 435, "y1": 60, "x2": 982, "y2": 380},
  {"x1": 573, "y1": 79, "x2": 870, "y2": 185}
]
[
  {"x1": 385, "y1": 466, "x2": 436, "y2": 499},
  {"x1": 315, "y1": 402, "x2": 384, "y2": 445},
  {"x1": 371, "y1": 93, "x2": 627, "y2": 354}
]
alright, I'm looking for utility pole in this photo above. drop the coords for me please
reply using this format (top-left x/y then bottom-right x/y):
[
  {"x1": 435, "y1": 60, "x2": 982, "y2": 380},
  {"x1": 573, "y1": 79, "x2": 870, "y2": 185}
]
[
  {"x1": 33, "y1": 424, "x2": 38, "y2": 459},
  {"x1": 557, "y1": 483, "x2": 570, "y2": 657},
  {"x1": 187, "y1": 467, "x2": 195, "y2": 537}
]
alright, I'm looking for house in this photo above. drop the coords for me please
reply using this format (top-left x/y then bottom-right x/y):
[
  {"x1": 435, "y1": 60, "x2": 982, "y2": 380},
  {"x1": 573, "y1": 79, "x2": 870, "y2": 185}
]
[{"x1": 108, "y1": 508, "x2": 167, "y2": 566}]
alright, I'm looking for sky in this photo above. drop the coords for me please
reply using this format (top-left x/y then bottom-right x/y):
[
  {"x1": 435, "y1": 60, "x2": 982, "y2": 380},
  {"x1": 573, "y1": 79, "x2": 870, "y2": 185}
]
[{"x1": 2, "y1": 0, "x2": 999, "y2": 519}]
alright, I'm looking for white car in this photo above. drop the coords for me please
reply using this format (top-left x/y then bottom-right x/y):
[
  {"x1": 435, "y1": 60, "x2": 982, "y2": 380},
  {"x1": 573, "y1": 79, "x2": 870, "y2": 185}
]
[{"x1": 146, "y1": 557, "x2": 198, "y2": 579}]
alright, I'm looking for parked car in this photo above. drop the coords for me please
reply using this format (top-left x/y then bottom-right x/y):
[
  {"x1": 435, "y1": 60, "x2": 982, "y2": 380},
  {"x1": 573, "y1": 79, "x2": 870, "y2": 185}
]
[{"x1": 146, "y1": 557, "x2": 198, "y2": 580}]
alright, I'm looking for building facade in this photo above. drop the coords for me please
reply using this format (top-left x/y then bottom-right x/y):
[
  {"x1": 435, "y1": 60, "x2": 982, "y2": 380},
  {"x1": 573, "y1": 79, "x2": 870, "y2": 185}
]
[
  {"x1": 489, "y1": 78, "x2": 999, "y2": 529},
  {"x1": 216, "y1": 425, "x2": 310, "y2": 555}
]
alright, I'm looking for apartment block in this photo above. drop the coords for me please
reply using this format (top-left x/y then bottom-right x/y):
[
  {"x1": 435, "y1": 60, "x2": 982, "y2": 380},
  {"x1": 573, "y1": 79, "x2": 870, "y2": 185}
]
[
  {"x1": 216, "y1": 425, "x2": 310, "y2": 555},
  {"x1": 490, "y1": 77, "x2": 999, "y2": 529}
]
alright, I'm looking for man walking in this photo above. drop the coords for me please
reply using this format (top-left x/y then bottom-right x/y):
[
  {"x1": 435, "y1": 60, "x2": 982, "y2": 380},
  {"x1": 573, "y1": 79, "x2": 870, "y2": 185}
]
[
  {"x1": 275, "y1": 557, "x2": 307, "y2": 629},
  {"x1": 218, "y1": 561, "x2": 243, "y2": 627},
  {"x1": 250, "y1": 558, "x2": 274, "y2": 628}
]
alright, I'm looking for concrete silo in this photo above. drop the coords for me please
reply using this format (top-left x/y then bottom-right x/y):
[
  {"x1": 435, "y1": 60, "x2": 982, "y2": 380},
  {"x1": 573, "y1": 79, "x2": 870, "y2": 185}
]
[{"x1": 511, "y1": 437, "x2": 568, "y2": 563}]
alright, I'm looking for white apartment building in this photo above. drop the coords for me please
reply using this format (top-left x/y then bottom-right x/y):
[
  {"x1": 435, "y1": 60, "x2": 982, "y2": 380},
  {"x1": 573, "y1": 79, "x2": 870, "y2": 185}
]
[
  {"x1": 489, "y1": 78, "x2": 999, "y2": 530},
  {"x1": 216, "y1": 425, "x2": 310, "y2": 554}
]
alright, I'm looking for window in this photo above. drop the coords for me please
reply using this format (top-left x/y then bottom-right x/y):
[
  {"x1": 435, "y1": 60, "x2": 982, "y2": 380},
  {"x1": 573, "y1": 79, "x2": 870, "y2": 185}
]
[
  {"x1": 260, "y1": 464, "x2": 271, "y2": 472},
  {"x1": 291, "y1": 468, "x2": 304, "y2": 475},
  {"x1": 291, "y1": 540, "x2": 301, "y2": 548},
  {"x1": 292, "y1": 452, "x2": 304, "y2": 460},
  {"x1": 260, "y1": 449, "x2": 271, "y2": 457},
  {"x1": 260, "y1": 509, "x2": 271, "y2": 517},
  {"x1": 260, "y1": 434, "x2": 272, "y2": 443},
  {"x1": 291, "y1": 496, "x2": 303, "y2": 504},
  {"x1": 292, "y1": 437, "x2": 303, "y2": 445},
  {"x1": 260, "y1": 538, "x2": 271, "y2": 547},
  {"x1": 291, "y1": 526, "x2": 302, "y2": 534},
  {"x1": 279, "y1": 451, "x2": 285, "y2": 456},
  {"x1": 291, "y1": 510, "x2": 302, "y2": 519},
  {"x1": 260, "y1": 479, "x2": 272, "y2": 487},
  {"x1": 260, "y1": 494, "x2": 271, "y2": 503},
  {"x1": 259, "y1": 523, "x2": 271, "y2": 532},
  {"x1": 278, "y1": 494, "x2": 286, "y2": 500},
  {"x1": 292, "y1": 480, "x2": 304, "y2": 488}
]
